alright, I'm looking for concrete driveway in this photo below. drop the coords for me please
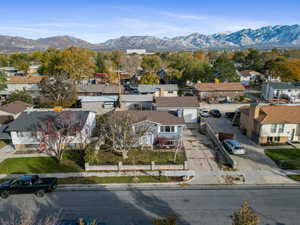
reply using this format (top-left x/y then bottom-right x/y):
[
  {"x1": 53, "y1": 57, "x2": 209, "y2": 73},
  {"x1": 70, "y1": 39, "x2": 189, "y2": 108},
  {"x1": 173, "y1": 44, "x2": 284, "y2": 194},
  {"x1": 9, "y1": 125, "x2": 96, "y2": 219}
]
[
  {"x1": 205, "y1": 117, "x2": 278, "y2": 170},
  {"x1": 183, "y1": 127, "x2": 219, "y2": 171}
]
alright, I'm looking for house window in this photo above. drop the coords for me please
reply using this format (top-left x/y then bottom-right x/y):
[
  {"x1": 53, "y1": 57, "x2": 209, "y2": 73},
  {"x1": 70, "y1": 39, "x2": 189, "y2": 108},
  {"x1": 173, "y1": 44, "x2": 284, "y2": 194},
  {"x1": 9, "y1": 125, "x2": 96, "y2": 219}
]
[
  {"x1": 278, "y1": 124, "x2": 285, "y2": 133},
  {"x1": 160, "y1": 126, "x2": 175, "y2": 133},
  {"x1": 267, "y1": 137, "x2": 273, "y2": 143},
  {"x1": 103, "y1": 103, "x2": 114, "y2": 109},
  {"x1": 271, "y1": 124, "x2": 277, "y2": 133},
  {"x1": 167, "y1": 91, "x2": 173, "y2": 94},
  {"x1": 274, "y1": 136, "x2": 280, "y2": 142},
  {"x1": 17, "y1": 132, "x2": 33, "y2": 138}
]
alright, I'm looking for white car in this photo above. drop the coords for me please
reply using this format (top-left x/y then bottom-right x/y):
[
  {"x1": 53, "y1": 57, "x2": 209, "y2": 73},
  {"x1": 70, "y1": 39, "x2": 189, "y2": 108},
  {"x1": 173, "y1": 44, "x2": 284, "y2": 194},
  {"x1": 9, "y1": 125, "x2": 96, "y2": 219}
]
[{"x1": 200, "y1": 108, "x2": 210, "y2": 117}]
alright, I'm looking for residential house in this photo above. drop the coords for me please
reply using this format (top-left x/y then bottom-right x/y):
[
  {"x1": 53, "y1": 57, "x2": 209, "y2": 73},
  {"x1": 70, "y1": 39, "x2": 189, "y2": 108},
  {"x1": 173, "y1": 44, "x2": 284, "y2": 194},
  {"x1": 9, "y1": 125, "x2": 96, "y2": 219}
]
[
  {"x1": 0, "y1": 101, "x2": 33, "y2": 124},
  {"x1": 155, "y1": 96, "x2": 200, "y2": 123},
  {"x1": 238, "y1": 70, "x2": 265, "y2": 85},
  {"x1": 194, "y1": 82, "x2": 245, "y2": 102},
  {"x1": 5, "y1": 110, "x2": 96, "y2": 151},
  {"x1": 120, "y1": 95, "x2": 153, "y2": 110},
  {"x1": 113, "y1": 110, "x2": 185, "y2": 147},
  {"x1": 138, "y1": 84, "x2": 178, "y2": 97},
  {"x1": 78, "y1": 96, "x2": 118, "y2": 114},
  {"x1": 28, "y1": 65, "x2": 40, "y2": 75},
  {"x1": 77, "y1": 84, "x2": 124, "y2": 96},
  {"x1": 0, "y1": 67, "x2": 19, "y2": 77},
  {"x1": 262, "y1": 82, "x2": 300, "y2": 103},
  {"x1": 93, "y1": 73, "x2": 109, "y2": 84},
  {"x1": 240, "y1": 104, "x2": 300, "y2": 144},
  {"x1": 4, "y1": 76, "x2": 44, "y2": 97}
]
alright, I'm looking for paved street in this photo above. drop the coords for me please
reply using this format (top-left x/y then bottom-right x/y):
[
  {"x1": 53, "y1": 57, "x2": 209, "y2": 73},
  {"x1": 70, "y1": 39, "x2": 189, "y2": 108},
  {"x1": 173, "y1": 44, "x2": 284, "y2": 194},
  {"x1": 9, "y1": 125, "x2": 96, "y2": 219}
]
[
  {"x1": 0, "y1": 187, "x2": 299, "y2": 225},
  {"x1": 200, "y1": 103, "x2": 250, "y2": 113}
]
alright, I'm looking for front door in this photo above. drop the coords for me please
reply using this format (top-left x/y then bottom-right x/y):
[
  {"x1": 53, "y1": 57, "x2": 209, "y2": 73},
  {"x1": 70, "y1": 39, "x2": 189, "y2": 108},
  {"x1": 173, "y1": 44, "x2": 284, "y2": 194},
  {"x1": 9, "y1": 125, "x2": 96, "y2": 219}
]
[{"x1": 140, "y1": 133, "x2": 153, "y2": 146}]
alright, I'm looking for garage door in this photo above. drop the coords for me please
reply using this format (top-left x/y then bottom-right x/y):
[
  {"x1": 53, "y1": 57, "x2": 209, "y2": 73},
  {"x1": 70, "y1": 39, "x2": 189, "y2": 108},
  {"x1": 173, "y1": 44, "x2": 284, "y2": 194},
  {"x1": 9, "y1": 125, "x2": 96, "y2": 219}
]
[{"x1": 183, "y1": 109, "x2": 197, "y2": 123}]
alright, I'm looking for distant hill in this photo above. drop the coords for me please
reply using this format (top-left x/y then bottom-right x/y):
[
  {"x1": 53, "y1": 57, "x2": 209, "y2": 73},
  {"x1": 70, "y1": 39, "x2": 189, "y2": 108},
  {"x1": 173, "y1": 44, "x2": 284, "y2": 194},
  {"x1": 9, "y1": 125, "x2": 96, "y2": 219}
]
[{"x1": 1, "y1": 25, "x2": 300, "y2": 52}]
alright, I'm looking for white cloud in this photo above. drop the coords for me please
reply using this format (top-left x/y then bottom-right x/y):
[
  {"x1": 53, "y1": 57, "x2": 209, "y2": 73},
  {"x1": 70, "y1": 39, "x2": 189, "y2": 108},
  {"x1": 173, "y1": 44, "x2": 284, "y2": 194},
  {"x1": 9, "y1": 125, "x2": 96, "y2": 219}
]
[{"x1": 161, "y1": 12, "x2": 207, "y2": 21}]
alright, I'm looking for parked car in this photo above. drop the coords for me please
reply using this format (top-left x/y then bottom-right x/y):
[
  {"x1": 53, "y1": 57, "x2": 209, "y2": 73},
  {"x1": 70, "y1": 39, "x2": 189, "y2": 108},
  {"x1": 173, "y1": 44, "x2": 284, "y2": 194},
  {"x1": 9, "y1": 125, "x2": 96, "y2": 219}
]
[
  {"x1": 200, "y1": 108, "x2": 210, "y2": 117},
  {"x1": 209, "y1": 109, "x2": 222, "y2": 118},
  {"x1": 225, "y1": 112, "x2": 235, "y2": 119},
  {"x1": 223, "y1": 139, "x2": 246, "y2": 155},
  {"x1": 0, "y1": 175, "x2": 57, "y2": 199}
]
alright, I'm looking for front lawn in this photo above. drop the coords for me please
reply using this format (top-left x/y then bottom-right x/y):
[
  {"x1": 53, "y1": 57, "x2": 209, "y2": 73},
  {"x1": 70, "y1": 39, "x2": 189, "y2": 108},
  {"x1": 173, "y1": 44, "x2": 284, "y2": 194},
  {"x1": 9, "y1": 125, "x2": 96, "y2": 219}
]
[
  {"x1": 265, "y1": 149, "x2": 300, "y2": 170},
  {"x1": 287, "y1": 175, "x2": 300, "y2": 181},
  {"x1": 0, "y1": 156, "x2": 83, "y2": 174},
  {"x1": 58, "y1": 176, "x2": 180, "y2": 184},
  {"x1": 86, "y1": 149, "x2": 185, "y2": 165}
]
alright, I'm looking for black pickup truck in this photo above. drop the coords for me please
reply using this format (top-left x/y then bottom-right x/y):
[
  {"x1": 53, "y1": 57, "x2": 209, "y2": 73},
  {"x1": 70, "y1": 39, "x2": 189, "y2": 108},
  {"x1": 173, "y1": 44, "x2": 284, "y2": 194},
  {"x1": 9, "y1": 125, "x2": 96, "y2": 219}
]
[{"x1": 0, "y1": 175, "x2": 57, "y2": 199}]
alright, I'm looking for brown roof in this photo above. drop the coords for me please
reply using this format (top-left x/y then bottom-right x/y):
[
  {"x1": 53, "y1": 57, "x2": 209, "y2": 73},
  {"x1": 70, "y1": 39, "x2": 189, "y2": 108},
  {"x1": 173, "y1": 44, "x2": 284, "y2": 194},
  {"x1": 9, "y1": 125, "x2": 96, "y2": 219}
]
[
  {"x1": 0, "y1": 101, "x2": 32, "y2": 115},
  {"x1": 258, "y1": 105, "x2": 300, "y2": 124},
  {"x1": 239, "y1": 70, "x2": 264, "y2": 77},
  {"x1": 195, "y1": 82, "x2": 245, "y2": 92},
  {"x1": 113, "y1": 111, "x2": 185, "y2": 125},
  {"x1": 7, "y1": 76, "x2": 44, "y2": 84},
  {"x1": 77, "y1": 84, "x2": 124, "y2": 94},
  {"x1": 156, "y1": 97, "x2": 199, "y2": 108}
]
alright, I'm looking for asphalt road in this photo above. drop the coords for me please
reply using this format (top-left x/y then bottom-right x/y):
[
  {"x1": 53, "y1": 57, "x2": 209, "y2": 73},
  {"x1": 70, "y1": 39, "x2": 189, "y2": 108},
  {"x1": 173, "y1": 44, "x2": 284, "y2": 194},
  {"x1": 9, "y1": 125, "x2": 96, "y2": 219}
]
[{"x1": 0, "y1": 187, "x2": 299, "y2": 225}]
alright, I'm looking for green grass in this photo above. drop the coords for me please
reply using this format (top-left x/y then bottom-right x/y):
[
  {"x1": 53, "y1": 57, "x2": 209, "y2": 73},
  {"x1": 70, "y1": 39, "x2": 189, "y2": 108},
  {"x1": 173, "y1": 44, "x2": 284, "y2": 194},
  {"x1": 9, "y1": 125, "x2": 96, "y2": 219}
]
[
  {"x1": 0, "y1": 157, "x2": 83, "y2": 174},
  {"x1": 86, "y1": 149, "x2": 185, "y2": 165},
  {"x1": 58, "y1": 176, "x2": 180, "y2": 184},
  {"x1": 287, "y1": 175, "x2": 300, "y2": 181},
  {"x1": 265, "y1": 149, "x2": 300, "y2": 170}
]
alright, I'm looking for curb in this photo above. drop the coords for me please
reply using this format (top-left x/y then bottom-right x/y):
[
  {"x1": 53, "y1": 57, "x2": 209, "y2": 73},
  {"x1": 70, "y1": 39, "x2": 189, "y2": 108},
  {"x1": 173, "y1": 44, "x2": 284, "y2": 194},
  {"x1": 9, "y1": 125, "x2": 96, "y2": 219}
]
[{"x1": 57, "y1": 177, "x2": 196, "y2": 191}]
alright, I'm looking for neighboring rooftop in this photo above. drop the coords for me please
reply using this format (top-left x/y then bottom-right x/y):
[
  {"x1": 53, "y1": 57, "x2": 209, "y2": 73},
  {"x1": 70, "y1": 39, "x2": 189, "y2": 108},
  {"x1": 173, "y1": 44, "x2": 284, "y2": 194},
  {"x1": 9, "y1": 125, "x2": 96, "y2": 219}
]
[
  {"x1": 77, "y1": 84, "x2": 124, "y2": 94},
  {"x1": 138, "y1": 84, "x2": 178, "y2": 93},
  {"x1": 120, "y1": 94, "x2": 153, "y2": 102},
  {"x1": 267, "y1": 82, "x2": 300, "y2": 90},
  {"x1": 78, "y1": 96, "x2": 118, "y2": 102},
  {"x1": 7, "y1": 76, "x2": 44, "y2": 84},
  {"x1": 239, "y1": 70, "x2": 264, "y2": 77},
  {"x1": 195, "y1": 82, "x2": 245, "y2": 92},
  {"x1": 155, "y1": 96, "x2": 199, "y2": 108},
  {"x1": 240, "y1": 104, "x2": 300, "y2": 124},
  {"x1": 258, "y1": 105, "x2": 300, "y2": 124},
  {"x1": 113, "y1": 110, "x2": 185, "y2": 125},
  {"x1": 7, "y1": 111, "x2": 90, "y2": 131},
  {"x1": 0, "y1": 101, "x2": 32, "y2": 115}
]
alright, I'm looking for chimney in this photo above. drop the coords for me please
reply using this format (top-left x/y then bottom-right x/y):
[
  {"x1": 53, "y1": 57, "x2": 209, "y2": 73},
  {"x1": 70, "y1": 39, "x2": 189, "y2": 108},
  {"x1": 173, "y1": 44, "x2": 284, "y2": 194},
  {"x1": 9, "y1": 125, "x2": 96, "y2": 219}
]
[
  {"x1": 247, "y1": 103, "x2": 260, "y2": 137},
  {"x1": 159, "y1": 88, "x2": 164, "y2": 97}
]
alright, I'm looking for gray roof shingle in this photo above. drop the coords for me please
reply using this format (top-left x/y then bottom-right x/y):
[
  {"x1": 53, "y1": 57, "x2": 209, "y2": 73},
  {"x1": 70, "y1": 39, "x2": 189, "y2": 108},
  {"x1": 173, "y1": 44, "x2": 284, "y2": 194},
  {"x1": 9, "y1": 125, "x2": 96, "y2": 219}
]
[
  {"x1": 268, "y1": 82, "x2": 300, "y2": 90},
  {"x1": 7, "y1": 111, "x2": 90, "y2": 132},
  {"x1": 155, "y1": 97, "x2": 199, "y2": 108},
  {"x1": 138, "y1": 84, "x2": 178, "y2": 93},
  {"x1": 113, "y1": 111, "x2": 185, "y2": 125}
]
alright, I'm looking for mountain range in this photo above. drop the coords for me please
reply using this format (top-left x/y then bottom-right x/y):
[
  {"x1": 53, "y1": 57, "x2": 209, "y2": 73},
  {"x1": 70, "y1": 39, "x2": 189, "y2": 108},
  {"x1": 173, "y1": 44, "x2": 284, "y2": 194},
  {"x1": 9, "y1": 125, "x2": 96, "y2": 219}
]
[{"x1": 1, "y1": 25, "x2": 300, "y2": 52}]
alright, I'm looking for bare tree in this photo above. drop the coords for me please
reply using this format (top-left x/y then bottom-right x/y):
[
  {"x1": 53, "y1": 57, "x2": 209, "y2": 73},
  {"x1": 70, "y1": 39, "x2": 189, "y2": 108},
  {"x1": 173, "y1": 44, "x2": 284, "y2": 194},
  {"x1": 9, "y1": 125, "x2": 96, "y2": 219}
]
[
  {"x1": 99, "y1": 112, "x2": 151, "y2": 159},
  {"x1": 38, "y1": 111, "x2": 86, "y2": 162},
  {"x1": 231, "y1": 201, "x2": 259, "y2": 225}
]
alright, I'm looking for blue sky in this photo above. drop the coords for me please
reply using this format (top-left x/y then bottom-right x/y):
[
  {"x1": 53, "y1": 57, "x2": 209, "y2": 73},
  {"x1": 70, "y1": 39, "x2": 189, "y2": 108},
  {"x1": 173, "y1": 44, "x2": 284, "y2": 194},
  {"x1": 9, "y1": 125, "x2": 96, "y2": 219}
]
[{"x1": 1, "y1": 0, "x2": 300, "y2": 43}]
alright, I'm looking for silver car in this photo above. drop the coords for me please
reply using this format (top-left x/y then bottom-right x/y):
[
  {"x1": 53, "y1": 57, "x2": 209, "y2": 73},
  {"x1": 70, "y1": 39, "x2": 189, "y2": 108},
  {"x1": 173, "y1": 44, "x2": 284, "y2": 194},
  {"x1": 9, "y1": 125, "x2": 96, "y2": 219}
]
[{"x1": 223, "y1": 139, "x2": 246, "y2": 155}]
